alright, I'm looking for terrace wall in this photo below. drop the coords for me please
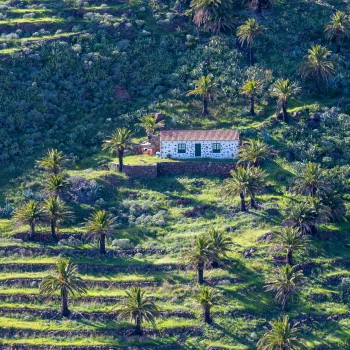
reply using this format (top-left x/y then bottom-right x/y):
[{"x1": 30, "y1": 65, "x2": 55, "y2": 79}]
[{"x1": 111, "y1": 161, "x2": 236, "y2": 178}]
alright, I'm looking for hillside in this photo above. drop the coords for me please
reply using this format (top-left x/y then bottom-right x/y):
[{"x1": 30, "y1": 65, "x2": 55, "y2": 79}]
[{"x1": 0, "y1": 0, "x2": 350, "y2": 348}]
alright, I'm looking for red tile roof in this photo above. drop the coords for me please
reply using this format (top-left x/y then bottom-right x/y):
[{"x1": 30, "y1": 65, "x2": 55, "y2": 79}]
[{"x1": 160, "y1": 130, "x2": 239, "y2": 141}]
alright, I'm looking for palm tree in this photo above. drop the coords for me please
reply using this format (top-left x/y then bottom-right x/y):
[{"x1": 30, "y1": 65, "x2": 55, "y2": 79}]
[
  {"x1": 271, "y1": 79, "x2": 301, "y2": 122},
  {"x1": 115, "y1": 286, "x2": 159, "y2": 336},
  {"x1": 293, "y1": 163, "x2": 330, "y2": 197},
  {"x1": 186, "y1": 76, "x2": 217, "y2": 115},
  {"x1": 208, "y1": 229, "x2": 232, "y2": 267},
  {"x1": 220, "y1": 166, "x2": 250, "y2": 211},
  {"x1": 195, "y1": 285, "x2": 220, "y2": 324},
  {"x1": 240, "y1": 79, "x2": 262, "y2": 116},
  {"x1": 43, "y1": 197, "x2": 74, "y2": 241},
  {"x1": 236, "y1": 18, "x2": 266, "y2": 65},
  {"x1": 299, "y1": 45, "x2": 336, "y2": 88},
  {"x1": 264, "y1": 264, "x2": 306, "y2": 311},
  {"x1": 246, "y1": 165, "x2": 268, "y2": 208},
  {"x1": 257, "y1": 315, "x2": 307, "y2": 350},
  {"x1": 40, "y1": 258, "x2": 87, "y2": 317},
  {"x1": 36, "y1": 149, "x2": 68, "y2": 175},
  {"x1": 13, "y1": 200, "x2": 44, "y2": 240},
  {"x1": 137, "y1": 114, "x2": 165, "y2": 142},
  {"x1": 190, "y1": 0, "x2": 235, "y2": 33},
  {"x1": 321, "y1": 191, "x2": 347, "y2": 222},
  {"x1": 85, "y1": 210, "x2": 116, "y2": 255},
  {"x1": 184, "y1": 234, "x2": 214, "y2": 284},
  {"x1": 325, "y1": 11, "x2": 350, "y2": 53},
  {"x1": 273, "y1": 227, "x2": 309, "y2": 265},
  {"x1": 102, "y1": 128, "x2": 133, "y2": 173},
  {"x1": 237, "y1": 139, "x2": 270, "y2": 166},
  {"x1": 45, "y1": 173, "x2": 67, "y2": 198}
]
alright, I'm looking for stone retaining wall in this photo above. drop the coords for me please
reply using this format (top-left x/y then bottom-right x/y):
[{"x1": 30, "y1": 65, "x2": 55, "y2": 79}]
[{"x1": 111, "y1": 161, "x2": 236, "y2": 178}]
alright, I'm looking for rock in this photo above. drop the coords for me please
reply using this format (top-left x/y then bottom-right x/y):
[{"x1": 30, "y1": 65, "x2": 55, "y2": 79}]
[
  {"x1": 276, "y1": 174, "x2": 285, "y2": 181},
  {"x1": 270, "y1": 117, "x2": 278, "y2": 124},
  {"x1": 258, "y1": 232, "x2": 274, "y2": 242},
  {"x1": 266, "y1": 208, "x2": 280, "y2": 216},
  {"x1": 154, "y1": 112, "x2": 164, "y2": 122},
  {"x1": 310, "y1": 113, "x2": 321, "y2": 122},
  {"x1": 277, "y1": 112, "x2": 284, "y2": 120},
  {"x1": 258, "y1": 110, "x2": 265, "y2": 117},
  {"x1": 317, "y1": 231, "x2": 335, "y2": 240}
]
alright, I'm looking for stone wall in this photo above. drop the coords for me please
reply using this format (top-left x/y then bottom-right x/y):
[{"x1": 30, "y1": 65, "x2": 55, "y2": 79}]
[
  {"x1": 110, "y1": 162, "x2": 157, "y2": 179},
  {"x1": 157, "y1": 161, "x2": 236, "y2": 176}
]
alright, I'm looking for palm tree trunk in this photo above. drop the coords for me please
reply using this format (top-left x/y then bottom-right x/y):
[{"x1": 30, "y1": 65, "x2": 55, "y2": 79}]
[
  {"x1": 249, "y1": 46, "x2": 254, "y2": 66},
  {"x1": 29, "y1": 222, "x2": 35, "y2": 240},
  {"x1": 50, "y1": 218, "x2": 57, "y2": 241},
  {"x1": 118, "y1": 148, "x2": 124, "y2": 173},
  {"x1": 202, "y1": 95, "x2": 208, "y2": 115},
  {"x1": 336, "y1": 36, "x2": 341, "y2": 53},
  {"x1": 135, "y1": 316, "x2": 142, "y2": 335},
  {"x1": 61, "y1": 288, "x2": 70, "y2": 317},
  {"x1": 257, "y1": 0, "x2": 262, "y2": 12},
  {"x1": 147, "y1": 132, "x2": 153, "y2": 142},
  {"x1": 197, "y1": 261, "x2": 204, "y2": 284},
  {"x1": 250, "y1": 95, "x2": 255, "y2": 116},
  {"x1": 282, "y1": 296, "x2": 288, "y2": 311},
  {"x1": 99, "y1": 232, "x2": 106, "y2": 255},
  {"x1": 282, "y1": 101, "x2": 288, "y2": 122},
  {"x1": 240, "y1": 192, "x2": 246, "y2": 212},
  {"x1": 286, "y1": 247, "x2": 293, "y2": 265},
  {"x1": 250, "y1": 195, "x2": 257, "y2": 209},
  {"x1": 203, "y1": 305, "x2": 212, "y2": 324}
]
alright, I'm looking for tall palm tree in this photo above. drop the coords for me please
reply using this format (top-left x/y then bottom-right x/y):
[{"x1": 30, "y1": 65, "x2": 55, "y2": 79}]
[
  {"x1": 299, "y1": 45, "x2": 336, "y2": 88},
  {"x1": 237, "y1": 139, "x2": 270, "y2": 166},
  {"x1": 264, "y1": 264, "x2": 306, "y2": 311},
  {"x1": 13, "y1": 200, "x2": 44, "y2": 240},
  {"x1": 184, "y1": 234, "x2": 214, "y2": 284},
  {"x1": 102, "y1": 128, "x2": 133, "y2": 173},
  {"x1": 40, "y1": 258, "x2": 87, "y2": 317},
  {"x1": 195, "y1": 285, "x2": 220, "y2": 324},
  {"x1": 85, "y1": 210, "x2": 116, "y2": 255},
  {"x1": 45, "y1": 173, "x2": 67, "y2": 198},
  {"x1": 240, "y1": 79, "x2": 262, "y2": 116},
  {"x1": 115, "y1": 287, "x2": 159, "y2": 336},
  {"x1": 325, "y1": 11, "x2": 350, "y2": 53},
  {"x1": 273, "y1": 227, "x2": 310, "y2": 265},
  {"x1": 220, "y1": 166, "x2": 250, "y2": 211},
  {"x1": 271, "y1": 79, "x2": 301, "y2": 122},
  {"x1": 137, "y1": 114, "x2": 165, "y2": 142},
  {"x1": 293, "y1": 163, "x2": 330, "y2": 197},
  {"x1": 236, "y1": 18, "x2": 266, "y2": 65},
  {"x1": 257, "y1": 315, "x2": 307, "y2": 350},
  {"x1": 36, "y1": 149, "x2": 68, "y2": 175},
  {"x1": 186, "y1": 76, "x2": 217, "y2": 115},
  {"x1": 190, "y1": 0, "x2": 235, "y2": 33},
  {"x1": 246, "y1": 165, "x2": 268, "y2": 208},
  {"x1": 43, "y1": 197, "x2": 74, "y2": 241},
  {"x1": 208, "y1": 229, "x2": 232, "y2": 267}
]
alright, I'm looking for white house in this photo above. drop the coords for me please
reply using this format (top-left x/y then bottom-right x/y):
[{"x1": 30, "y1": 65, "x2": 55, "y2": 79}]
[{"x1": 159, "y1": 130, "x2": 240, "y2": 159}]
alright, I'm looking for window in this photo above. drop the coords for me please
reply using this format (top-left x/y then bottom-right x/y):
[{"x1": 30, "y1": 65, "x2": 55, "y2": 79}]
[
  {"x1": 178, "y1": 143, "x2": 186, "y2": 153},
  {"x1": 212, "y1": 143, "x2": 221, "y2": 153}
]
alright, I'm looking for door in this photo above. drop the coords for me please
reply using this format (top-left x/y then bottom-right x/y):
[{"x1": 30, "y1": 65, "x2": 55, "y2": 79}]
[{"x1": 195, "y1": 143, "x2": 201, "y2": 157}]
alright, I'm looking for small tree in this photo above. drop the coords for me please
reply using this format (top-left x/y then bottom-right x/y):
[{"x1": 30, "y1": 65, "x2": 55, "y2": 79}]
[
  {"x1": 271, "y1": 79, "x2": 301, "y2": 122},
  {"x1": 45, "y1": 173, "x2": 68, "y2": 198},
  {"x1": 186, "y1": 76, "x2": 217, "y2": 115},
  {"x1": 184, "y1": 234, "x2": 214, "y2": 284},
  {"x1": 246, "y1": 165, "x2": 267, "y2": 208},
  {"x1": 257, "y1": 315, "x2": 307, "y2": 350},
  {"x1": 299, "y1": 45, "x2": 336, "y2": 89},
  {"x1": 195, "y1": 285, "x2": 220, "y2": 324},
  {"x1": 293, "y1": 163, "x2": 330, "y2": 197},
  {"x1": 240, "y1": 79, "x2": 262, "y2": 116},
  {"x1": 273, "y1": 227, "x2": 309, "y2": 265},
  {"x1": 43, "y1": 197, "x2": 74, "y2": 241},
  {"x1": 236, "y1": 18, "x2": 266, "y2": 65},
  {"x1": 325, "y1": 11, "x2": 350, "y2": 53},
  {"x1": 36, "y1": 149, "x2": 68, "y2": 175},
  {"x1": 115, "y1": 286, "x2": 159, "y2": 336},
  {"x1": 40, "y1": 258, "x2": 87, "y2": 317},
  {"x1": 85, "y1": 210, "x2": 116, "y2": 255},
  {"x1": 264, "y1": 264, "x2": 306, "y2": 311},
  {"x1": 321, "y1": 191, "x2": 347, "y2": 223},
  {"x1": 102, "y1": 128, "x2": 133, "y2": 173},
  {"x1": 137, "y1": 114, "x2": 165, "y2": 142},
  {"x1": 208, "y1": 229, "x2": 232, "y2": 267},
  {"x1": 13, "y1": 200, "x2": 44, "y2": 240},
  {"x1": 237, "y1": 139, "x2": 270, "y2": 167}
]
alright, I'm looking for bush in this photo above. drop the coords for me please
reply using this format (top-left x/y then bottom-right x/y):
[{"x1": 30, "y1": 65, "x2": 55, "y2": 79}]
[{"x1": 339, "y1": 278, "x2": 350, "y2": 305}]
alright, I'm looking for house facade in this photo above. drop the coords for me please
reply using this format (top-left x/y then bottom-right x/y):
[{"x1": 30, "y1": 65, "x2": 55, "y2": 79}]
[{"x1": 160, "y1": 130, "x2": 240, "y2": 159}]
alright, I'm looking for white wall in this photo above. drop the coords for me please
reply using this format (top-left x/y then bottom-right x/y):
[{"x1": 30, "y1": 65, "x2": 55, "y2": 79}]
[{"x1": 160, "y1": 140, "x2": 239, "y2": 159}]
